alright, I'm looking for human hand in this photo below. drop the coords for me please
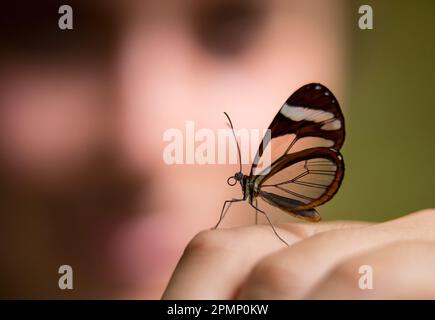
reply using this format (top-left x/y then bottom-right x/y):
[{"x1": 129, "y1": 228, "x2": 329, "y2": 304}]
[{"x1": 162, "y1": 209, "x2": 435, "y2": 299}]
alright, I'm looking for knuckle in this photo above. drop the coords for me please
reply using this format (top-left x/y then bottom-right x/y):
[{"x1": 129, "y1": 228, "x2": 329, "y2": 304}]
[
  {"x1": 398, "y1": 208, "x2": 435, "y2": 223},
  {"x1": 387, "y1": 208, "x2": 435, "y2": 231},
  {"x1": 413, "y1": 208, "x2": 435, "y2": 219},
  {"x1": 185, "y1": 229, "x2": 231, "y2": 255},
  {"x1": 383, "y1": 241, "x2": 432, "y2": 254},
  {"x1": 327, "y1": 241, "x2": 430, "y2": 287},
  {"x1": 241, "y1": 257, "x2": 302, "y2": 298},
  {"x1": 331, "y1": 259, "x2": 364, "y2": 287},
  {"x1": 332, "y1": 240, "x2": 431, "y2": 281},
  {"x1": 251, "y1": 258, "x2": 289, "y2": 287}
]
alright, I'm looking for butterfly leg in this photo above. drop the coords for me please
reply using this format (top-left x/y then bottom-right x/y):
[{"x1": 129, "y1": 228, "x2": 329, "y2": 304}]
[
  {"x1": 213, "y1": 198, "x2": 244, "y2": 229},
  {"x1": 250, "y1": 201, "x2": 289, "y2": 246},
  {"x1": 254, "y1": 198, "x2": 259, "y2": 224}
]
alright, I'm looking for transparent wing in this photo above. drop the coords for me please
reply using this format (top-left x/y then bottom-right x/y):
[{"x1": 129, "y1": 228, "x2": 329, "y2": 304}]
[
  {"x1": 256, "y1": 148, "x2": 344, "y2": 221},
  {"x1": 250, "y1": 83, "x2": 345, "y2": 176}
]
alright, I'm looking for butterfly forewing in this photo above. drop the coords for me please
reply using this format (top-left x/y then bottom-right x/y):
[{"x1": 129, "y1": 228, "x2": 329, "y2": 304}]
[
  {"x1": 250, "y1": 83, "x2": 345, "y2": 221},
  {"x1": 251, "y1": 83, "x2": 344, "y2": 176}
]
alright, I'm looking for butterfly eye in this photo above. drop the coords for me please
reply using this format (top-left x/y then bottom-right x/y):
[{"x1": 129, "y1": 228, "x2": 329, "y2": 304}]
[
  {"x1": 227, "y1": 176, "x2": 237, "y2": 186},
  {"x1": 191, "y1": 0, "x2": 268, "y2": 58}
]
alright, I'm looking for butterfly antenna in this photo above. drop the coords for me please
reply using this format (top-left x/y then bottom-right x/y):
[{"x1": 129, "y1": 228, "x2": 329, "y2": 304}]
[{"x1": 224, "y1": 112, "x2": 242, "y2": 173}]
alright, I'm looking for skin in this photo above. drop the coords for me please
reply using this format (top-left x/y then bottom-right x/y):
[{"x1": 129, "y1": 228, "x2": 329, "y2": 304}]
[{"x1": 163, "y1": 209, "x2": 435, "y2": 299}]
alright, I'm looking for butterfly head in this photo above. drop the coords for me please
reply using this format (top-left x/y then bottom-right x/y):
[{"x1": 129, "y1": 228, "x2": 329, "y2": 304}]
[{"x1": 227, "y1": 171, "x2": 243, "y2": 186}]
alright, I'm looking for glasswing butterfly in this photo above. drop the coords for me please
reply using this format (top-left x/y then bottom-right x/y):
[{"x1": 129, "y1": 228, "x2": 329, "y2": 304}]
[{"x1": 214, "y1": 83, "x2": 345, "y2": 245}]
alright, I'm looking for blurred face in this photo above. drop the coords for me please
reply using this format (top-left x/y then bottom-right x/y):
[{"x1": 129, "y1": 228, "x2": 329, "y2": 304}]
[{"x1": 0, "y1": 0, "x2": 346, "y2": 298}]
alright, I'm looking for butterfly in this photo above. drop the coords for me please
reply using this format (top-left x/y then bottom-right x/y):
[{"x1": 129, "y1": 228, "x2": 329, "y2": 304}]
[{"x1": 214, "y1": 83, "x2": 345, "y2": 245}]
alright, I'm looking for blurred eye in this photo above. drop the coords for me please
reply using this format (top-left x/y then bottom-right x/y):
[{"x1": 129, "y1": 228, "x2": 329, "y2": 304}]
[
  {"x1": 0, "y1": 2, "x2": 117, "y2": 62},
  {"x1": 191, "y1": 0, "x2": 269, "y2": 58}
]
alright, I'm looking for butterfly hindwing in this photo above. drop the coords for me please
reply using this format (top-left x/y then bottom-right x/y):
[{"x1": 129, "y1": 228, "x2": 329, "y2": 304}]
[
  {"x1": 258, "y1": 191, "x2": 321, "y2": 222},
  {"x1": 257, "y1": 147, "x2": 344, "y2": 221}
]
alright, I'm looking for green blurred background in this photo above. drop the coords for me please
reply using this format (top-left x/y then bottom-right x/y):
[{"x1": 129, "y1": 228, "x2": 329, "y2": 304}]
[{"x1": 324, "y1": 0, "x2": 435, "y2": 221}]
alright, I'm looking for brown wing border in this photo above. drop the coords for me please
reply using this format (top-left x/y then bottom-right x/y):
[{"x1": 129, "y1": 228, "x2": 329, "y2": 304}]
[{"x1": 254, "y1": 147, "x2": 344, "y2": 211}]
